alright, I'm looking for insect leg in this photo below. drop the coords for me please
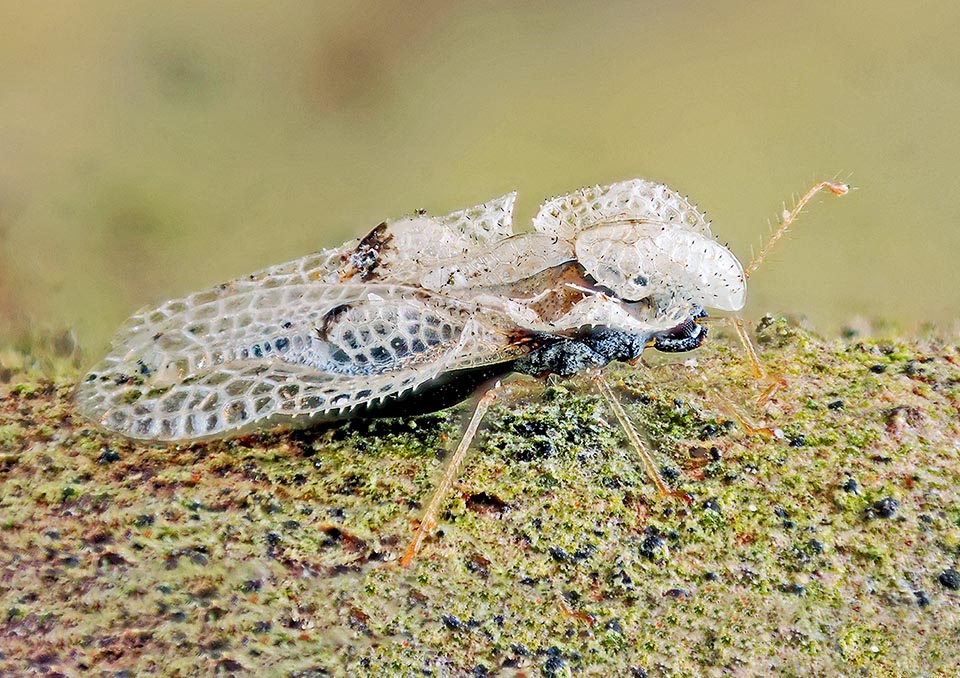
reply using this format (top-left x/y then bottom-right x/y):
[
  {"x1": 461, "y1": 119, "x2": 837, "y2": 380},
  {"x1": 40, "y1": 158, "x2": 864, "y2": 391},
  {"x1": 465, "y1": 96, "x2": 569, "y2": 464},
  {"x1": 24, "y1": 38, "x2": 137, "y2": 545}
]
[
  {"x1": 399, "y1": 380, "x2": 505, "y2": 567},
  {"x1": 695, "y1": 314, "x2": 788, "y2": 434},
  {"x1": 592, "y1": 371, "x2": 686, "y2": 499},
  {"x1": 714, "y1": 395, "x2": 784, "y2": 440},
  {"x1": 727, "y1": 315, "x2": 789, "y2": 406}
]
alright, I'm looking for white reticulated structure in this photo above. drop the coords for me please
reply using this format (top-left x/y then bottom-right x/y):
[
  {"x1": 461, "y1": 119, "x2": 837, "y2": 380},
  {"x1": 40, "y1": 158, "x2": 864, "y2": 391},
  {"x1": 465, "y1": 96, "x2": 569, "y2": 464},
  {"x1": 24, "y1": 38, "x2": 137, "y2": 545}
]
[{"x1": 76, "y1": 178, "x2": 746, "y2": 442}]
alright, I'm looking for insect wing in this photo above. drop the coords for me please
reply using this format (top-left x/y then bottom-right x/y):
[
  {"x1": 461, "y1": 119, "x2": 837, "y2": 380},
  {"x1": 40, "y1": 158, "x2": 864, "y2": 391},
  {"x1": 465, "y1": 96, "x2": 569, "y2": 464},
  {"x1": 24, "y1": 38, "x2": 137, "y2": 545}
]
[
  {"x1": 76, "y1": 279, "x2": 517, "y2": 442},
  {"x1": 353, "y1": 192, "x2": 521, "y2": 286}
]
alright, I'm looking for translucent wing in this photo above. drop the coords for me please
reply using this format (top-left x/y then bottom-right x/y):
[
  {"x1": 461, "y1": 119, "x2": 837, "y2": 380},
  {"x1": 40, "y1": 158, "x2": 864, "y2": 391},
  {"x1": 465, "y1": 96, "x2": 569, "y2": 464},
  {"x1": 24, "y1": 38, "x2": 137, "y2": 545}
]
[
  {"x1": 532, "y1": 178, "x2": 713, "y2": 241},
  {"x1": 76, "y1": 279, "x2": 521, "y2": 442},
  {"x1": 348, "y1": 192, "x2": 524, "y2": 286},
  {"x1": 227, "y1": 192, "x2": 519, "y2": 290}
]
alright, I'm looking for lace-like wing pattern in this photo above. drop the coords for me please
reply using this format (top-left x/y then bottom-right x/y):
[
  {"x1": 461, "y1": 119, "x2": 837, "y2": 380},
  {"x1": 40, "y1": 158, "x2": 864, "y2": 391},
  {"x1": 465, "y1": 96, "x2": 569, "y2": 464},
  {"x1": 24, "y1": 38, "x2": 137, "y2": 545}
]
[
  {"x1": 77, "y1": 178, "x2": 750, "y2": 443},
  {"x1": 76, "y1": 279, "x2": 518, "y2": 441}
]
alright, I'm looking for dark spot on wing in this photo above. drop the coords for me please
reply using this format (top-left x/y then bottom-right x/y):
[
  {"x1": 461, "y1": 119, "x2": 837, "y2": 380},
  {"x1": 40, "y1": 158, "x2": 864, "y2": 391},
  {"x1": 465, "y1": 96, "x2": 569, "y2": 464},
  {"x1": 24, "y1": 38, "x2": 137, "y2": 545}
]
[
  {"x1": 338, "y1": 221, "x2": 393, "y2": 281},
  {"x1": 316, "y1": 304, "x2": 352, "y2": 341},
  {"x1": 390, "y1": 336, "x2": 408, "y2": 357},
  {"x1": 330, "y1": 348, "x2": 351, "y2": 365}
]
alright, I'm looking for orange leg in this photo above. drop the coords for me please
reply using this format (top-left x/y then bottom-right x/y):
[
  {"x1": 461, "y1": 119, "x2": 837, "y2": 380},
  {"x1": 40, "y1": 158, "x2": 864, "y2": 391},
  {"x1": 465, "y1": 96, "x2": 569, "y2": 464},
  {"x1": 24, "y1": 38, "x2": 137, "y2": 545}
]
[
  {"x1": 400, "y1": 380, "x2": 505, "y2": 567},
  {"x1": 731, "y1": 315, "x2": 788, "y2": 407},
  {"x1": 592, "y1": 371, "x2": 690, "y2": 502},
  {"x1": 696, "y1": 314, "x2": 786, "y2": 409},
  {"x1": 716, "y1": 395, "x2": 784, "y2": 440}
]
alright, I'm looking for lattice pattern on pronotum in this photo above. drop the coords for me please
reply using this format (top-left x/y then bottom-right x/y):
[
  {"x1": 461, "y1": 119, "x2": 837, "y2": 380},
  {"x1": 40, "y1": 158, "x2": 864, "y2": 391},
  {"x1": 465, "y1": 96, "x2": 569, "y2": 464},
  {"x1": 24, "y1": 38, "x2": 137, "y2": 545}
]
[
  {"x1": 533, "y1": 178, "x2": 714, "y2": 241},
  {"x1": 530, "y1": 179, "x2": 745, "y2": 313}
]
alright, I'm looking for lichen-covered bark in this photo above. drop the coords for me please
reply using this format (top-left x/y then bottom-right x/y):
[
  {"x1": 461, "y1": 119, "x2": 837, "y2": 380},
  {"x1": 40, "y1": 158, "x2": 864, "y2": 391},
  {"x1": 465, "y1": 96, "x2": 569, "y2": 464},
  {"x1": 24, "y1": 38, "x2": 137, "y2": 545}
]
[{"x1": 1, "y1": 320, "x2": 958, "y2": 677}]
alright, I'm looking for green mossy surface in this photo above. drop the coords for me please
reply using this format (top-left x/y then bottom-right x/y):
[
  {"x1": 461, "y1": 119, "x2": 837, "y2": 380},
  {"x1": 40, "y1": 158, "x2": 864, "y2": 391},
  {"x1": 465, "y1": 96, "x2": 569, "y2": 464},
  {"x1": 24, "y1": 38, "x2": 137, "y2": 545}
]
[{"x1": 1, "y1": 321, "x2": 959, "y2": 677}]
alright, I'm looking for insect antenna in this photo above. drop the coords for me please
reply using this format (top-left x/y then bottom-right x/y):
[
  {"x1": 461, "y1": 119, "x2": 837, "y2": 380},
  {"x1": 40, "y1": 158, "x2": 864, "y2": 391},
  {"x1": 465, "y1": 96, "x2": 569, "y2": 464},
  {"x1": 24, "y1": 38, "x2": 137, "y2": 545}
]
[
  {"x1": 745, "y1": 180, "x2": 849, "y2": 279},
  {"x1": 697, "y1": 179, "x2": 849, "y2": 414}
]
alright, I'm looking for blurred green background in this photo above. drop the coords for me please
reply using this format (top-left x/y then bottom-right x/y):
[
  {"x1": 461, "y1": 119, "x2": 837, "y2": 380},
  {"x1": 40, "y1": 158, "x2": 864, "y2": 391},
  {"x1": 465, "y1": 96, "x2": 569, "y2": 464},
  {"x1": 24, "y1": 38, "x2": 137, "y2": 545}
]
[{"x1": 1, "y1": 1, "x2": 957, "y2": 351}]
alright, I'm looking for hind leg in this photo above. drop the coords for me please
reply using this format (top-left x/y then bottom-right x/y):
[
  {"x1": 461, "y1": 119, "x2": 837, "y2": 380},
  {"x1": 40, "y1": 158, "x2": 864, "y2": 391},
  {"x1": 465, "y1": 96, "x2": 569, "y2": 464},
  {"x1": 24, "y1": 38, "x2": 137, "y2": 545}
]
[{"x1": 400, "y1": 380, "x2": 508, "y2": 567}]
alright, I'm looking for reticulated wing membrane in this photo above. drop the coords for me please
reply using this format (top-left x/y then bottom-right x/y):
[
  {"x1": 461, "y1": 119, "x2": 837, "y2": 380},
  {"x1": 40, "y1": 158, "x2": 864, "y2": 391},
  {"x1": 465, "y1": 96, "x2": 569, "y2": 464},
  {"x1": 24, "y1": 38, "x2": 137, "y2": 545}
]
[
  {"x1": 369, "y1": 193, "x2": 522, "y2": 283},
  {"x1": 533, "y1": 178, "x2": 712, "y2": 241},
  {"x1": 76, "y1": 280, "x2": 519, "y2": 442},
  {"x1": 366, "y1": 192, "x2": 575, "y2": 291},
  {"x1": 401, "y1": 191, "x2": 517, "y2": 250}
]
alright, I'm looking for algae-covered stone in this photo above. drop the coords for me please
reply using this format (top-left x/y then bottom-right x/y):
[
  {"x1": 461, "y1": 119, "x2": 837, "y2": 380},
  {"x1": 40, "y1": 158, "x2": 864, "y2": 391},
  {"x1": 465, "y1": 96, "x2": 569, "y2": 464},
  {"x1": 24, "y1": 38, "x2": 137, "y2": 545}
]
[{"x1": 1, "y1": 323, "x2": 959, "y2": 676}]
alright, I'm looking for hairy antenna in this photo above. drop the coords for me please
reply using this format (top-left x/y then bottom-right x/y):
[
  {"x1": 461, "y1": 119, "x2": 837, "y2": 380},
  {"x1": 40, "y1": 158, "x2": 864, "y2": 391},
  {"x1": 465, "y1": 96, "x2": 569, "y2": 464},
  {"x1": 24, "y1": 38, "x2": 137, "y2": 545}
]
[{"x1": 745, "y1": 180, "x2": 849, "y2": 279}]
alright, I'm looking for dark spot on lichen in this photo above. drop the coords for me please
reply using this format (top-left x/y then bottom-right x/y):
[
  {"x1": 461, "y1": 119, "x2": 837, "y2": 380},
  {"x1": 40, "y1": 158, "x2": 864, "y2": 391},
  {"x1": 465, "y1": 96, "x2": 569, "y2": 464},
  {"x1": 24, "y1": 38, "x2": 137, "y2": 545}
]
[
  {"x1": 660, "y1": 466, "x2": 679, "y2": 481},
  {"x1": 216, "y1": 658, "x2": 245, "y2": 672},
  {"x1": 97, "y1": 448, "x2": 121, "y2": 464},
  {"x1": 98, "y1": 552, "x2": 130, "y2": 567},
  {"x1": 465, "y1": 553, "x2": 491, "y2": 579},
  {"x1": 781, "y1": 582, "x2": 807, "y2": 596},
  {"x1": 639, "y1": 530, "x2": 668, "y2": 562},
  {"x1": 870, "y1": 497, "x2": 900, "y2": 519},
  {"x1": 465, "y1": 492, "x2": 508, "y2": 515},
  {"x1": 543, "y1": 651, "x2": 567, "y2": 678},
  {"x1": 442, "y1": 614, "x2": 465, "y2": 632},
  {"x1": 134, "y1": 514, "x2": 154, "y2": 527},
  {"x1": 319, "y1": 526, "x2": 367, "y2": 553},
  {"x1": 605, "y1": 618, "x2": 624, "y2": 633},
  {"x1": 939, "y1": 569, "x2": 960, "y2": 590}
]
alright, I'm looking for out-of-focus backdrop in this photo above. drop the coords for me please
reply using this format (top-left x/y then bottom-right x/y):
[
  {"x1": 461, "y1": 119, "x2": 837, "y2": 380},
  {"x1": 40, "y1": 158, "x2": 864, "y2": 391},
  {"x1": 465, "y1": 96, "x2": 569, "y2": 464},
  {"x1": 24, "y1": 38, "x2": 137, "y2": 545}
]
[{"x1": 1, "y1": 1, "x2": 957, "y2": 350}]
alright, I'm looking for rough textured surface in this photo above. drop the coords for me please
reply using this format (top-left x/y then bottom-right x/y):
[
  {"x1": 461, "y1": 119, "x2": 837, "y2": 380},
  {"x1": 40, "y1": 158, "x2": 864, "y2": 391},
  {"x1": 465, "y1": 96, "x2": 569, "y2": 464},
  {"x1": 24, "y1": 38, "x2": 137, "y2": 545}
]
[{"x1": 1, "y1": 319, "x2": 959, "y2": 677}]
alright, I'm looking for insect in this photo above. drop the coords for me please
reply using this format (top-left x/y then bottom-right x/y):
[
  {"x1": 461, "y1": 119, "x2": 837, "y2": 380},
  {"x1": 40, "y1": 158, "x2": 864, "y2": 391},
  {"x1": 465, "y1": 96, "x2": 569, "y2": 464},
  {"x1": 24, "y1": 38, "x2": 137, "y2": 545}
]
[{"x1": 76, "y1": 177, "x2": 847, "y2": 564}]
